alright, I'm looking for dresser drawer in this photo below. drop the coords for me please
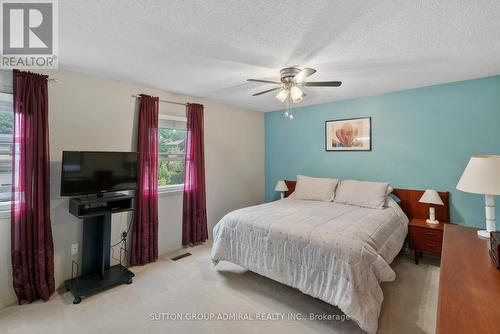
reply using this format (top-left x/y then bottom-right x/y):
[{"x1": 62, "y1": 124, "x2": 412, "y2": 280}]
[
  {"x1": 409, "y1": 226, "x2": 443, "y2": 242},
  {"x1": 410, "y1": 236, "x2": 442, "y2": 254}
]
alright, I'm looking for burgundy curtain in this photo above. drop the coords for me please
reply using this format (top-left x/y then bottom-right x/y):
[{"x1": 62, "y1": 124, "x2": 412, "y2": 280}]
[
  {"x1": 131, "y1": 94, "x2": 159, "y2": 265},
  {"x1": 182, "y1": 103, "x2": 207, "y2": 246},
  {"x1": 11, "y1": 69, "x2": 54, "y2": 304}
]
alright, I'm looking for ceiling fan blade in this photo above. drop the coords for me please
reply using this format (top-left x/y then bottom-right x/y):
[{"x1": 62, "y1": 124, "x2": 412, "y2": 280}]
[
  {"x1": 303, "y1": 81, "x2": 342, "y2": 87},
  {"x1": 247, "y1": 79, "x2": 281, "y2": 84},
  {"x1": 252, "y1": 87, "x2": 282, "y2": 96},
  {"x1": 294, "y1": 68, "x2": 316, "y2": 82}
]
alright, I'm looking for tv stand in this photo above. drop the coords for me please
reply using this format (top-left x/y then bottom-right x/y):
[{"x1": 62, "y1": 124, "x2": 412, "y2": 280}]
[
  {"x1": 95, "y1": 192, "x2": 125, "y2": 199},
  {"x1": 65, "y1": 194, "x2": 135, "y2": 304}
]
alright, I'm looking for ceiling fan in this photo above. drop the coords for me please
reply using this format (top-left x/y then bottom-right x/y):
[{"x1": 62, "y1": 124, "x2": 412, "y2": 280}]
[{"x1": 247, "y1": 67, "x2": 342, "y2": 118}]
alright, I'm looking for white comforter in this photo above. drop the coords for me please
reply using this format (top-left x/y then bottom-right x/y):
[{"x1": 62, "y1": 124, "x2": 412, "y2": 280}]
[{"x1": 211, "y1": 198, "x2": 408, "y2": 333}]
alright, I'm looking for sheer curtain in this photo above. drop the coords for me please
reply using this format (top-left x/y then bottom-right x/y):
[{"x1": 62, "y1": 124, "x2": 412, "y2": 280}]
[
  {"x1": 131, "y1": 94, "x2": 159, "y2": 265},
  {"x1": 182, "y1": 103, "x2": 207, "y2": 246},
  {"x1": 11, "y1": 69, "x2": 54, "y2": 303}
]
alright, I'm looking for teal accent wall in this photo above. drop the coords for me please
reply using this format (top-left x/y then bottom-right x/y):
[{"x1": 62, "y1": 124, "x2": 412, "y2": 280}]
[{"x1": 265, "y1": 75, "x2": 500, "y2": 228}]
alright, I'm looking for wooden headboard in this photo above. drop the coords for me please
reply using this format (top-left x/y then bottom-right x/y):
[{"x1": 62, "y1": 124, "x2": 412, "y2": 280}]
[
  {"x1": 392, "y1": 188, "x2": 450, "y2": 222},
  {"x1": 284, "y1": 180, "x2": 297, "y2": 198},
  {"x1": 284, "y1": 180, "x2": 450, "y2": 222}
]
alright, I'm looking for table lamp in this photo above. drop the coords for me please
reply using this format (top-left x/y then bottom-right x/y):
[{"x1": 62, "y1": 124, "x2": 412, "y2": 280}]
[
  {"x1": 457, "y1": 155, "x2": 500, "y2": 238},
  {"x1": 274, "y1": 180, "x2": 288, "y2": 199},
  {"x1": 419, "y1": 189, "x2": 444, "y2": 224}
]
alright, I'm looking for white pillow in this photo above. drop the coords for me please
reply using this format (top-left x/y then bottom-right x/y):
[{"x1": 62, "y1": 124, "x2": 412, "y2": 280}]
[
  {"x1": 387, "y1": 186, "x2": 394, "y2": 195},
  {"x1": 293, "y1": 175, "x2": 339, "y2": 202},
  {"x1": 334, "y1": 180, "x2": 389, "y2": 209}
]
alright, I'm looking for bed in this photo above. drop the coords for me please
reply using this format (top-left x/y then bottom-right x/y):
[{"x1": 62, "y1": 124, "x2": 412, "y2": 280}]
[{"x1": 211, "y1": 182, "x2": 447, "y2": 333}]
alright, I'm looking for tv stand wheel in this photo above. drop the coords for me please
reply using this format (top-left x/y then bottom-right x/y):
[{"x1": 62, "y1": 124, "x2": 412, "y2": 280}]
[
  {"x1": 126, "y1": 278, "x2": 133, "y2": 284},
  {"x1": 73, "y1": 297, "x2": 82, "y2": 304}
]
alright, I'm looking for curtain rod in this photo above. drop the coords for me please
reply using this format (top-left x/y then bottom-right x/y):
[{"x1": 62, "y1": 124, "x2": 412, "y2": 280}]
[
  {"x1": 131, "y1": 94, "x2": 186, "y2": 107},
  {"x1": 0, "y1": 68, "x2": 58, "y2": 82}
]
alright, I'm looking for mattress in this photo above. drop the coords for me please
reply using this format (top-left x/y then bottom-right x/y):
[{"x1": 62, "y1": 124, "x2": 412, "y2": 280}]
[{"x1": 211, "y1": 197, "x2": 408, "y2": 333}]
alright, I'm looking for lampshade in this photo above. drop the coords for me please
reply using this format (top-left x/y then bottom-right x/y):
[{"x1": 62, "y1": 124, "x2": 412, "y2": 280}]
[
  {"x1": 275, "y1": 89, "x2": 288, "y2": 103},
  {"x1": 274, "y1": 180, "x2": 288, "y2": 192},
  {"x1": 457, "y1": 156, "x2": 500, "y2": 195},
  {"x1": 290, "y1": 86, "x2": 303, "y2": 103},
  {"x1": 419, "y1": 189, "x2": 444, "y2": 205}
]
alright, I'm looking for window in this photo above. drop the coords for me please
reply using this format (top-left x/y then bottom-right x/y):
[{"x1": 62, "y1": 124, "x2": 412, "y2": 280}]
[
  {"x1": 0, "y1": 92, "x2": 12, "y2": 210},
  {"x1": 158, "y1": 115, "x2": 187, "y2": 192}
]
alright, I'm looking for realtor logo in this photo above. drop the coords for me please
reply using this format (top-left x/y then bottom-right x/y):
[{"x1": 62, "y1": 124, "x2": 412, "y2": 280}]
[{"x1": 0, "y1": 0, "x2": 58, "y2": 68}]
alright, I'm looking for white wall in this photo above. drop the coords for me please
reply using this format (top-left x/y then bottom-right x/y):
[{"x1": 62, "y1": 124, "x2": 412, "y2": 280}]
[{"x1": 0, "y1": 69, "x2": 264, "y2": 308}]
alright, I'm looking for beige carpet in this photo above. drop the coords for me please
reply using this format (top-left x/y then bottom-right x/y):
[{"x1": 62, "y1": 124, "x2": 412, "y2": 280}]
[{"x1": 0, "y1": 244, "x2": 440, "y2": 334}]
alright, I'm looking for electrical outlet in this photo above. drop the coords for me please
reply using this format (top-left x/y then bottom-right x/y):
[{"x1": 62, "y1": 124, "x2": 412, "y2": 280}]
[{"x1": 71, "y1": 243, "x2": 78, "y2": 256}]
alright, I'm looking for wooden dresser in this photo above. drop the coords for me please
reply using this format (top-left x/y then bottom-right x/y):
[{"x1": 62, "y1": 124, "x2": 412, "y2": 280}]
[{"x1": 437, "y1": 224, "x2": 500, "y2": 334}]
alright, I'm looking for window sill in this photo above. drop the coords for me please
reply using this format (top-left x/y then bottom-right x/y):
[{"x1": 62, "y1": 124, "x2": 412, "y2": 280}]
[{"x1": 158, "y1": 185, "x2": 184, "y2": 196}]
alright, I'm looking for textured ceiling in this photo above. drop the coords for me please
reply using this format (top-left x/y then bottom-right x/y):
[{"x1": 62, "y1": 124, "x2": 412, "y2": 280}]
[{"x1": 60, "y1": 0, "x2": 500, "y2": 111}]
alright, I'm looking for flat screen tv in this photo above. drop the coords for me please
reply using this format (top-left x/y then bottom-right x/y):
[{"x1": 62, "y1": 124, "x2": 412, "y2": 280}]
[{"x1": 60, "y1": 151, "x2": 138, "y2": 197}]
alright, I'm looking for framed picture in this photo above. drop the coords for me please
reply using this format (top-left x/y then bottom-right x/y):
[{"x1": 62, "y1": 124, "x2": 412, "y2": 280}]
[{"x1": 325, "y1": 117, "x2": 371, "y2": 151}]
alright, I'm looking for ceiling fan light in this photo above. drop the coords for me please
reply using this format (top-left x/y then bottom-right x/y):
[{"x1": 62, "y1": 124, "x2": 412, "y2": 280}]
[
  {"x1": 275, "y1": 89, "x2": 289, "y2": 103},
  {"x1": 290, "y1": 86, "x2": 303, "y2": 103}
]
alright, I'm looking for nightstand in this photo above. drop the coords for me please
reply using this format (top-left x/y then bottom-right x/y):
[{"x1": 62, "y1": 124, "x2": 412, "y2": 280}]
[{"x1": 409, "y1": 218, "x2": 446, "y2": 264}]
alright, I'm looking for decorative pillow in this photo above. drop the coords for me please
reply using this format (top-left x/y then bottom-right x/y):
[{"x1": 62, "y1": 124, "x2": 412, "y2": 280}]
[
  {"x1": 293, "y1": 175, "x2": 339, "y2": 202},
  {"x1": 388, "y1": 193, "x2": 401, "y2": 204},
  {"x1": 385, "y1": 186, "x2": 396, "y2": 207},
  {"x1": 334, "y1": 180, "x2": 389, "y2": 209}
]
